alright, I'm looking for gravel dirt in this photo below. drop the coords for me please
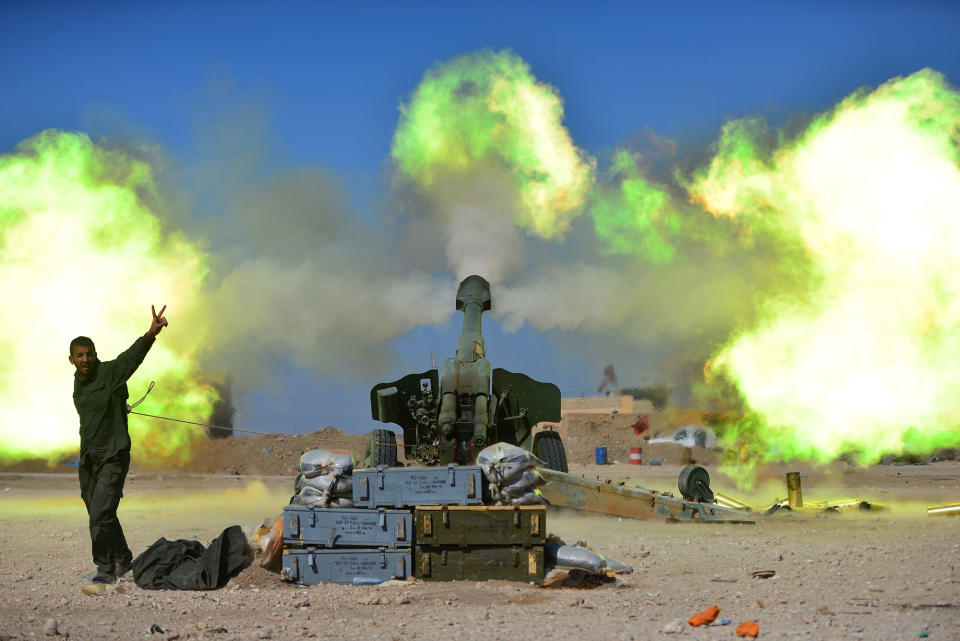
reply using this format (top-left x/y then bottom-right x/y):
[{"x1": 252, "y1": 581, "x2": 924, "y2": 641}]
[{"x1": 1, "y1": 450, "x2": 958, "y2": 640}]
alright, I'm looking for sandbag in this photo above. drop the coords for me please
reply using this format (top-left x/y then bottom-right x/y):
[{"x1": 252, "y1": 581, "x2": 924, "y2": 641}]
[
  {"x1": 477, "y1": 442, "x2": 540, "y2": 484},
  {"x1": 301, "y1": 473, "x2": 352, "y2": 496},
  {"x1": 298, "y1": 450, "x2": 354, "y2": 478},
  {"x1": 290, "y1": 486, "x2": 355, "y2": 509},
  {"x1": 490, "y1": 484, "x2": 548, "y2": 506},
  {"x1": 506, "y1": 487, "x2": 548, "y2": 506},
  {"x1": 291, "y1": 486, "x2": 329, "y2": 508},
  {"x1": 499, "y1": 468, "x2": 546, "y2": 496},
  {"x1": 604, "y1": 557, "x2": 634, "y2": 574},
  {"x1": 545, "y1": 540, "x2": 607, "y2": 572}
]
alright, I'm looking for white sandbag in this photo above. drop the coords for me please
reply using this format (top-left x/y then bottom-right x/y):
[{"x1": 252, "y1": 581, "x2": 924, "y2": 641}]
[
  {"x1": 507, "y1": 487, "x2": 548, "y2": 506},
  {"x1": 290, "y1": 485, "x2": 355, "y2": 509},
  {"x1": 477, "y1": 442, "x2": 540, "y2": 484},
  {"x1": 490, "y1": 484, "x2": 547, "y2": 506},
  {"x1": 604, "y1": 557, "x2": 634, "y2": 574},
  {"x1": 545, "y1": 540, "x2": 607, "y2": 572},
  {"x1": 298, "y1": 449, "x2": 354, "y2": 478},
  {"x1": 290, "y1": 485, "x2": 328, "y2": 508},
  {"x1": 499, "y1": 468, "x2": 546, "y2": 496},
  {"x1": 301, "y1": 473, "x2": 353, "y2": 496}
]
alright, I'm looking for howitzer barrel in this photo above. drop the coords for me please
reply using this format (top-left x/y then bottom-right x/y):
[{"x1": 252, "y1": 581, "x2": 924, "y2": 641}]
[{"x1": 455, "y1": 275, "x2": 491, "y2": 362}]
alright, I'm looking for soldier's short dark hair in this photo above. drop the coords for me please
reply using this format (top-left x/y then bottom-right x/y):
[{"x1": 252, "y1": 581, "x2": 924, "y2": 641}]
[{"x1": 70, "y1": 336, "x2": 95, "y2": 355}]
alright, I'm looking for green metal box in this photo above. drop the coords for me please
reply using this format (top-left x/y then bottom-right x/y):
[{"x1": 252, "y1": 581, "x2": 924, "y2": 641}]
[
  {"x1": 415, "y1": 545, "x2": 545, "y2": 583},
  {"x1": 415, "y1": 505, "x2": 546, "y2": 547}
]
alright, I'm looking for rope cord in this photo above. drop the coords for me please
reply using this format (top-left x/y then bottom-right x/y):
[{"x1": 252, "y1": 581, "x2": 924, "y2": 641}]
[
  {"x1": 126, "y1": 382, "x2": 389, "y2": 444},
  {"x1": 128, "y1": 410, "x2": 381, "y2": 445},
  {"x1": 126, "y1": 380, "x2": 155, "y2": 411}
]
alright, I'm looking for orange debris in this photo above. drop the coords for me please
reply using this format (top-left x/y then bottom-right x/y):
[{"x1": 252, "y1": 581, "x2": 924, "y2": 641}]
[
  {"x1": 688, "y1": 605, "x2": 720, "y2": 626},
  {"x1": 736, "y1": 621, "x2": 760, "y2": 637}
]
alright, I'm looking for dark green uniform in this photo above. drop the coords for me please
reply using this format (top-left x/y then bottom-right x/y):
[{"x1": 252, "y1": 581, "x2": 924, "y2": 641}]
[{"x1": 73, "y1": 335, "x2": 154, "y2": 576}]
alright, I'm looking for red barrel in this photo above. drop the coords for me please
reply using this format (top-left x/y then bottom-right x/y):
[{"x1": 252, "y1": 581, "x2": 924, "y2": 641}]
[{"x1": 630, "y1": 447, "x2": 642, "y2": 465}]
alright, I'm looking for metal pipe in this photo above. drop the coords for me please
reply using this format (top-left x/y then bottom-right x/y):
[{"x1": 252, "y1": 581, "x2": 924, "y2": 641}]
[
  {"x1": 715, "y1": 492, "x2": 753, "y2": 512},
  {"x1": 786, "y1": 472, "x2": 803, "y2": 508},
  {"x1": 927, "y1": 503, "x2": 960, "y2": 517},
  {"x1": 438, "y1": 392, "x2": 457, "y2": 437},
  {"x1": 472, "y1": 394, "x2": 488, "y2": 448},
  {"x1": 456, "y1": 302, "x2": 484, "y2": 362}
]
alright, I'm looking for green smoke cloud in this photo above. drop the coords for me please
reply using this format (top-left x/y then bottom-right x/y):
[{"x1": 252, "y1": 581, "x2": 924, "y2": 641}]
[{"x1": 392, "y1": 49, "x2": 595, "y2": 240}]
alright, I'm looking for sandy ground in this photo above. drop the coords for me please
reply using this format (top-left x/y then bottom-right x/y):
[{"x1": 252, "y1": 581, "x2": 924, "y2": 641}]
[{"x1": 1, "y1": 460, "x2": 958, "y2": 641}]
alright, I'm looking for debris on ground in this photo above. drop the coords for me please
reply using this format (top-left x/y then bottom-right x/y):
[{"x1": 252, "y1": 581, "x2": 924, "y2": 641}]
[
  {"x1": 662, "y1": 618, "x2": 687, "y2": 634},
  {"x1": 81, "y1": 583, "x2": 123, "y2": 596},
  {"x1": 541, "y1": 568, "x2": 616, "y2": 589},
  {"x1": 736, "y1": 621, "x2": 760, "y2": 637},
  {"x1": 688, "y1": 604, "x2": 720, "y2": 626}
]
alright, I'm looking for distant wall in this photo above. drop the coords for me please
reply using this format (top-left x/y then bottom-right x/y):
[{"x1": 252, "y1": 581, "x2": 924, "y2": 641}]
[
  {"x1": 560, "y1": 395, "x2": 635, "y2": 414},
  {"x1": 545, "y1": 397, "x2": 660, "y2": 465}
]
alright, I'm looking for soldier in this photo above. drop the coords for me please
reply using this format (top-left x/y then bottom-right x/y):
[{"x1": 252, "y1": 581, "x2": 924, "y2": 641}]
[{"x1": 70, "y1": 305, "x2": 168, "y2": 584}]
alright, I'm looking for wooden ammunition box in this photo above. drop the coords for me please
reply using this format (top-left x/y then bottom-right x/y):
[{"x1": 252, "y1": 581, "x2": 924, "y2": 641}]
[
  {"x1": 415, "y1": 545, "x2": 545, "y2": 583},
  {"x1": 415, "y1": 505, "x2": 545, "y2": 547}
]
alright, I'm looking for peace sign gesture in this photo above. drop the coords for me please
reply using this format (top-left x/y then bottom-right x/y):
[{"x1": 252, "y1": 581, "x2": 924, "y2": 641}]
[{"x1": 147, "y1": 304, "x2": 169, "y2": 338}]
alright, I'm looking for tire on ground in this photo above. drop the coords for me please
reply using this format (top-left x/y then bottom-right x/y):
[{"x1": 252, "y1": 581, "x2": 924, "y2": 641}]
[
  {"x1": 366, "y1": 428, "x2": 398, "y2": 467},
  {"x1": 532, "y1": 430, "x2": 568, "y2": 473}
]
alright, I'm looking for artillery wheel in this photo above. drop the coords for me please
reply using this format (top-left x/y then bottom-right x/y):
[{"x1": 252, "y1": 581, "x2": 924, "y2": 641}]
[
  {"x1": 364, "y1": 429, "x2": 398, "y2": 467},
  {"x1": 532, "y1": 430, "x2": 568, "y2": 473},
  {"x1": 678, "y1": 464, "x2": 714, "y2": 503}
]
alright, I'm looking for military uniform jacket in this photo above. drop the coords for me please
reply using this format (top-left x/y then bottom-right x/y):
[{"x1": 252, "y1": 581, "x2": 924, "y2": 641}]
[{"x1": 73, "y1": 335, "x2": 154, "y2": 459}]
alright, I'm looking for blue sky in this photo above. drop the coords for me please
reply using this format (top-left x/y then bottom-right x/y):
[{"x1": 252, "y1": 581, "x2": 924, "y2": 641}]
[{"x1": 4, "y1": 1, "x2": 960, "y2": 435}]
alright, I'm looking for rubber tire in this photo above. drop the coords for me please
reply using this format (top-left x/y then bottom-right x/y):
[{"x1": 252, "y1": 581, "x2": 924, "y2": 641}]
[
  {"x1": 366, "y1": 429, "x2": 398, "y2": 467},
  {"x1": 532, "y1": 430, "x2": 568, "y2": 473},
  {"x1": 678, "y1": 464, "x2": 713, "y2": 503}
]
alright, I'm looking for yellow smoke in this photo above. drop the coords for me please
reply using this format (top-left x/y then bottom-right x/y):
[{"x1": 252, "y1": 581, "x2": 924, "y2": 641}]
[
  {"x1": 693, "y1": 70, "x2": 960, "y2": 463},
  {"x1": 392, "y1": 49, "x2": 596, "y2": 242},
  {"x1": 0, "y1": 131, "x2": 217, "y2": 465}
]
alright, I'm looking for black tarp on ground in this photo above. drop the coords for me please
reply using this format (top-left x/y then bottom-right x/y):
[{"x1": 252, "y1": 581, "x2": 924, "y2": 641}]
[{"x1": 132, "y1": 525, "x2": 250, "y2": 590}]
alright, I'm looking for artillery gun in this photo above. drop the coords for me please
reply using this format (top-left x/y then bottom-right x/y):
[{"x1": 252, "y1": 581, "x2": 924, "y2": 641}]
[{"x1": 365, "y1": 275, "x2": 568, "y2": 471}]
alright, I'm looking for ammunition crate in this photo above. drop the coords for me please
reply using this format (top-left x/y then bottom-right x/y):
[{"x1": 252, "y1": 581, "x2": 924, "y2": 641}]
[
  {"x1": 415, "y1": 545, "x2": 545, "y2": 583},
  {"x1": 281, "y1": 548, "x2": 412, "y2": 585},
  {"x1": 415, "y1": 505, "x2": 545, "y2": 547},
  {"x1": 283, "y1": 506, "x2": 413, "y2": 548},
  {"x1": 352, "y1": 464, "x2": 483, "y2": 508}
]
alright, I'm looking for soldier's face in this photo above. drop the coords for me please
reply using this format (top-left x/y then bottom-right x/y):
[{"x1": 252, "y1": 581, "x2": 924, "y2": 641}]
[{"x1": 69, "y1": 345, "x2": 98, "y2": 377}]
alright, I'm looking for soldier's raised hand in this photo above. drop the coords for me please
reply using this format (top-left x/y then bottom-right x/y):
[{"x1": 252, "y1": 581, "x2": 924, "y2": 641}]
[{"x1": 147, "y1": 304, "x2": 169, "y2": 338}]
